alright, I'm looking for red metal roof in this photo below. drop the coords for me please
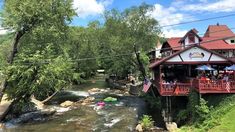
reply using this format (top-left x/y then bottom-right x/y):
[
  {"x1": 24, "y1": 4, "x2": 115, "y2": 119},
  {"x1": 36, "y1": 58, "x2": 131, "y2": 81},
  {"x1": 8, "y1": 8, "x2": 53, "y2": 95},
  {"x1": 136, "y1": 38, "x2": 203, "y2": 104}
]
[
  {"x1": 165, "y1": 36, "x2": 235, "y2": 51},
  {"x1": 165, "y1": 37, "x2": 181, "y2": 51},
  {"x1": 201, "y1": 37, "x2": 235, "y2": 50},
  {"x1": 164, "y1": 25, "x2": 235, "y2": 51},
  {"x1": 204, "y1": 25, "x2": 234, "y2": 37}
]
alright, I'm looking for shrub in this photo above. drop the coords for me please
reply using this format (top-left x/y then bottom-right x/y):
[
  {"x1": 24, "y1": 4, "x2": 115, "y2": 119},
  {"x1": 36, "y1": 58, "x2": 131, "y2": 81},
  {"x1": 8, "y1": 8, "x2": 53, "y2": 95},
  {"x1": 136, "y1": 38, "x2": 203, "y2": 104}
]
[
  {"x1": 195, "y1": 98, "x2": 210, "y2": 122},
  {"x1": 139, "y1": 115, "x2": 154, "y2": 130}
]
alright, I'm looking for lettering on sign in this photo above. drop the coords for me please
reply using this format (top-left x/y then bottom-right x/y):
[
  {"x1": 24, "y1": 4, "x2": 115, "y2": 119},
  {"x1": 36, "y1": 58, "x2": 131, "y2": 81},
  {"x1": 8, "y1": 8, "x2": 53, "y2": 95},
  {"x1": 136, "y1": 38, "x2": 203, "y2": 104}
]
[{"x1": 189, "y1": 52, "x2": 205, "y2": 59}]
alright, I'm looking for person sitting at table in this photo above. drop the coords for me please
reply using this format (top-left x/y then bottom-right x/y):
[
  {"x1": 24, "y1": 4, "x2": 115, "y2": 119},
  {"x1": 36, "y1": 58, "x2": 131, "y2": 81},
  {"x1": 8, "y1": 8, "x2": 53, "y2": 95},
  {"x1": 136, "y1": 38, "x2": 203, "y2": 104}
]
[
  {"x1": 200, "y1": 75, "x2": 207, "y2": 80},
  {"x1": 211, "y1": 75, "x2": 217, "y2": 81},
  {"x1": 223, "y1": 74, "x2": 229, "y2": 82}
]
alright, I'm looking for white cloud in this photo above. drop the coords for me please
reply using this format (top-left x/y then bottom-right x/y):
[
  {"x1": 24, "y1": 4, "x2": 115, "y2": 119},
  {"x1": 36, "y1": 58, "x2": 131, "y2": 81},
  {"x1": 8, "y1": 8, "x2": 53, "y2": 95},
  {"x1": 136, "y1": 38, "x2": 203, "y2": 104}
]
[
  {"x1": 73, "y1": 0, "x2": 113, "y2": 18},
  {"x1": 148, "y1": 4, "x2": 189, "y2": 37},
  {"x1": 162, "y1": 29, "x2": 188, "y2": 38},
  {"x1": 183, "y1": 0, "x2": 235, "y2": 12},
  {"x1": 149, "y1": 4, "x2": 185, "y2": 27}
]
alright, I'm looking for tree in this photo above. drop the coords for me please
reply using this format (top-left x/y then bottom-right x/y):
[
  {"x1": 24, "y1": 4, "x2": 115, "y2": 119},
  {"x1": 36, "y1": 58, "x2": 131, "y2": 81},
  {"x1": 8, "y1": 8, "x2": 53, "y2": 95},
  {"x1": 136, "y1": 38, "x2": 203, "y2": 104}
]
[
  {"x1": 100, "y1": 3, "x2": 161, "y2": 79},
  {"x1": 0, "y1": 0, "x2": 75, "y2": 102},
  {"x1": 66, "y1": 22, "x2": 101, "y2": 79}
]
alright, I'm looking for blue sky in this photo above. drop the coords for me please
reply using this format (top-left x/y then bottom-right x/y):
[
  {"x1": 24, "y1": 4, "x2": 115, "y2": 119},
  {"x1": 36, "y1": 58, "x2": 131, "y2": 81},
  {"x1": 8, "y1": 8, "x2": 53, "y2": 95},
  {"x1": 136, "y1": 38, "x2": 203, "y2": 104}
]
[
  {"x1": 1, "y1": 0, "x2": 235, "y2": 37},
  {"x1": 72, "y1": 0, "x2": 235, "y2": 37}
]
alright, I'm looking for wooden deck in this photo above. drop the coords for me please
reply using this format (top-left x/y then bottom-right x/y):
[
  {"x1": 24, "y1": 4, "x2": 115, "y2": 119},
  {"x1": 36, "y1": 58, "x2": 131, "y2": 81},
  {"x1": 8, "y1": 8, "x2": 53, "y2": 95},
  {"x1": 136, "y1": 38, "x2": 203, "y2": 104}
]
[
  {"x1": 0, "y1": 95, "x2": 12, "y2": 121},
  {"x1": 154, "y1": 79, "x2": 235, "y2": 96}
]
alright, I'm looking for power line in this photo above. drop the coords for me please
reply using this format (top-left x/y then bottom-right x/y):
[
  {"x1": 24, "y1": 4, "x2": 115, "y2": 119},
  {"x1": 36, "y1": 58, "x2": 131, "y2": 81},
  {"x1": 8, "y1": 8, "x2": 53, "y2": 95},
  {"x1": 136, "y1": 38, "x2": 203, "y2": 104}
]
[
  {"x1": 12, "y1": 26, "x2": 235, "y2": 63},
  {"x1": 12, "y1": 35, "x2": 235, "y2": 65},
  {"x1": 159, "y1": 13, "x2": 235, "y2": 28}
]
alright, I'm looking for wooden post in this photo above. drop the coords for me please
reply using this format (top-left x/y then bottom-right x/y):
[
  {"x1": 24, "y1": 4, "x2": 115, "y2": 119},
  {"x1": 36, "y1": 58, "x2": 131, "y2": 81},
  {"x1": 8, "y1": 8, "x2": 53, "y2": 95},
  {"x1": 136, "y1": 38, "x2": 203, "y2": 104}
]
[
  {"x1": 166, "y1": 96, "x2": 169, "y2": 122},
  {"x1": 159, "y1": 65, "x2": 162, "y2": 94},
  {"x1": 188, "y1": 65, "x2": 191, "y2": 77}
]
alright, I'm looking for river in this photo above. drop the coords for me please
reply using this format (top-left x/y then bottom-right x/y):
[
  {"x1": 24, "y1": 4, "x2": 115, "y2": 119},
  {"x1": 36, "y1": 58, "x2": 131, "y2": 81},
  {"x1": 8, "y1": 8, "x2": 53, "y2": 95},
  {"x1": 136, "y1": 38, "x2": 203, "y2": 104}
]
[{"x1": 1, "y1": 75, "x2": 164, "y2": 132}]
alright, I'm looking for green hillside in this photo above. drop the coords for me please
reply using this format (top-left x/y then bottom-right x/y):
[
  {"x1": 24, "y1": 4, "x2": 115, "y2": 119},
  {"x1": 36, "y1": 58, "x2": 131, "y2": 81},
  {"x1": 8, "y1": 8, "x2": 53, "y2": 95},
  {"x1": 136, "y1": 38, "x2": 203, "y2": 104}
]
[
  {"x1": 209, "y1": 105, "x2": 235, "y2": 132},
  {"x1": 180, "y1": 95, "x2": 235, "y2": 132}
]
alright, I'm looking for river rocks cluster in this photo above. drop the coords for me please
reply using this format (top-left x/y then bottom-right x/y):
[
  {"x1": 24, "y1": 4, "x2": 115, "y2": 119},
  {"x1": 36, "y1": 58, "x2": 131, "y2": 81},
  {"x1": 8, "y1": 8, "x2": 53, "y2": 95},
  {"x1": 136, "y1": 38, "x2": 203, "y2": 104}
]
[{"x1": 80, "y1": 97, "x2": 95, "y2": 105}]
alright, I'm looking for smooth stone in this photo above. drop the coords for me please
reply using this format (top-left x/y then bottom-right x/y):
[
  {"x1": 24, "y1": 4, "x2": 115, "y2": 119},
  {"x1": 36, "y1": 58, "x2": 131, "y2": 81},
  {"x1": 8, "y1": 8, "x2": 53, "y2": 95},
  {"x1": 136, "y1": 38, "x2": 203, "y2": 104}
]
[
  {"x1": 166, "y1": 122, "x2": 178, "y2": 132},
  {"x1": 135, "y1": 124, "x2": 143, "y2": 132},
  {"x1": 60, "y1": 101, "x2": 74, "y2": 107}
]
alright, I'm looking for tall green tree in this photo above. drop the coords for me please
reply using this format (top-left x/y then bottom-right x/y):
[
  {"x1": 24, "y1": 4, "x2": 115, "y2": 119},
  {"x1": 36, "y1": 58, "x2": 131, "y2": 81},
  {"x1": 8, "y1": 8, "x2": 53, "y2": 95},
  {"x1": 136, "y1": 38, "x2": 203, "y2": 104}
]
[
  {"x1": 66, "y1": 22, "x2": 100, "y2": 79},
  {"x1": 100, "y1": 3, "x2": 161, "y2": 79},
  {"x1": 0, "y1": 0, "x2": 76, "y2": 102}
]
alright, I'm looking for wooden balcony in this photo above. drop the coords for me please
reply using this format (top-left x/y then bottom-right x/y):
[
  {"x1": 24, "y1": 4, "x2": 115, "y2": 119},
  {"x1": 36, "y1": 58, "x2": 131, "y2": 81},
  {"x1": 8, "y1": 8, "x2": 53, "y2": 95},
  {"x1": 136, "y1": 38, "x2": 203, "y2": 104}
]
[
  {"x1": 192, "y1": 79, "x2": 235, "y2": 94},
  {"x1": 154, "y1": 79, "x2": 235, "y2": 96},
  {"x1": 155, "y1": 82, "x2": 191, "y2": 96}
]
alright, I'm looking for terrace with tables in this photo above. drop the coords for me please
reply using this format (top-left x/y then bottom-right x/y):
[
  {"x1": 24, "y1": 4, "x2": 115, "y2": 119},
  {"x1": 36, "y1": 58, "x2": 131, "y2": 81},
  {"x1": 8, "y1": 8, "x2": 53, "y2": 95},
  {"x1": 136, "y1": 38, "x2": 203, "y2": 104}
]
[{"x1": 150, "y1": 45, "x2": 235, "y2": 96}]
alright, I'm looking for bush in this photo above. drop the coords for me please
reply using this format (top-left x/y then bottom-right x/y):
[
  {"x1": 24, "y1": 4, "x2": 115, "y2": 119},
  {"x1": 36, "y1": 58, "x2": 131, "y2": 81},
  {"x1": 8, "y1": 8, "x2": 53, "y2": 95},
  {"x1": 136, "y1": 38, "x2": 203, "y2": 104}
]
[
  {"x1": 195, "y1": 98, "x2": 210, "y2": 122},
  {"x1": 142, "y1": 94, "x2": 161, "y2": 109},
  {"x1": 177, "y1": 109, "x2": 189, "y2": 124},
  {"x1": 139, "y1": 115, "x2": 154, "y2": 130}
]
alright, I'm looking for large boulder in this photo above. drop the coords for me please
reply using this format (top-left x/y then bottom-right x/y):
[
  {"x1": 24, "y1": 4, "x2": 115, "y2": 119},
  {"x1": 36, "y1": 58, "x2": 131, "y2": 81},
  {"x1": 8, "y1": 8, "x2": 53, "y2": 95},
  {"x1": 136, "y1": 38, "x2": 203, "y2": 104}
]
[
  {"x1": 135, "y1": 124, "x2": 143, "y2": 132},
  {"x1": 7, "y1": 109, "x2": 56, "y2": 124},
  {"x1": 166, "y1": 122, "x2": 178, "y2": 132},
  {"x1": 0, "y1": 123, "x2": 5, "y2": 129},
  {"x1": 60, "y1": 101, "x2": 74, "y2": 107}
]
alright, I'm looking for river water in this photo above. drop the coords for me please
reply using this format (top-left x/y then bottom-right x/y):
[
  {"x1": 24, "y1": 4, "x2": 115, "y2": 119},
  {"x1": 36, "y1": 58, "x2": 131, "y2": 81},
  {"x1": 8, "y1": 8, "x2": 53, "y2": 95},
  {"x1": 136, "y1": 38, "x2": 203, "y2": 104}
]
[{"x1": 2, "y1": 76, "x2": 164, "y2": 132}]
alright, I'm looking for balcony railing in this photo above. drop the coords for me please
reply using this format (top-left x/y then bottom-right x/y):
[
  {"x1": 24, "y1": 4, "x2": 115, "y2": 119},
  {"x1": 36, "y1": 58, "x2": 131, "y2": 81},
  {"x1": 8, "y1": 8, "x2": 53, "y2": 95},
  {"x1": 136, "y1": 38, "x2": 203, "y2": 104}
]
[{"x1": 154, "y1": 79, "x2": 235, "y2": 96}]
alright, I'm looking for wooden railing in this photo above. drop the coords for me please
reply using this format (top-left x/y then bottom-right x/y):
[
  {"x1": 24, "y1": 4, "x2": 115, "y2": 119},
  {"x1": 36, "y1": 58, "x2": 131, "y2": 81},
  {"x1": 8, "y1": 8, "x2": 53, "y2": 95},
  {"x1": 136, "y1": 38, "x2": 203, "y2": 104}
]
[
  {"x1": 154, "y1": 79, "x2": 235, "y2": 96},
  {"x1": 192, "y1": 79, "x2": 235, "y2": 93},
  {"x1": 160, "y1": 82, "x2": 191, "y2": 96}
]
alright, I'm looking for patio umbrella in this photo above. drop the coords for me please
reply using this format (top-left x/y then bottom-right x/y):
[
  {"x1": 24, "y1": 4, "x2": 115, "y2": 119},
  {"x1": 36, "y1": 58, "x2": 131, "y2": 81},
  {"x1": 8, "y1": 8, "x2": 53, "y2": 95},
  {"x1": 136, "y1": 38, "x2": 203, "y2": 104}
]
[
  {"x1": 224, "y1": 64, "x2": 235, "y2": 71},
  {"x1": 196, "y1": 65, "x2": 215, "y2": 71}
]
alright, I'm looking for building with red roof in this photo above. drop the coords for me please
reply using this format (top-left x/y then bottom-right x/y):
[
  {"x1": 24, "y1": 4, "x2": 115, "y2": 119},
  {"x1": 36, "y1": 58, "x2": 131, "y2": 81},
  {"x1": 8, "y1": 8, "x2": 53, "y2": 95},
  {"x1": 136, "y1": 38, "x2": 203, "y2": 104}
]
[
  {"x1": 150, "y1": 24, "x2": 235, "y2": 96},
  {"x1": 160, "y1": 24, "x2": 235, "y2": 58}
]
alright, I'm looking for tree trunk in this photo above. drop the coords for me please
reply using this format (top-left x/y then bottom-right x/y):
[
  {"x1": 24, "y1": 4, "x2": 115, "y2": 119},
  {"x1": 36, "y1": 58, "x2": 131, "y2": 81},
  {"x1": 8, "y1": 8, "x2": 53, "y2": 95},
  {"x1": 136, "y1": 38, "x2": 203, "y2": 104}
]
[
  {"x1": 134, "y1": 45, "x2": 157, "y2": 98},
  {"x1": 0, "y1": 30, "x2": 25, "y2": 102},
  {"x1": 41, "y1": 90, "x2": 60, "y2": 104},
  {"x1": 134, "y1": 45, "x2": 146, "y2": 79}
]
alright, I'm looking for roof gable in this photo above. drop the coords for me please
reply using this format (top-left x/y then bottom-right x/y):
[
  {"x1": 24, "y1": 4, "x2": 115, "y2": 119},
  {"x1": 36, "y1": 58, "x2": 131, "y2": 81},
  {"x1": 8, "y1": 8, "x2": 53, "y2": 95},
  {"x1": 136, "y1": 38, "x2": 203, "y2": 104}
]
[{"x1": 179, "y1": 29, "x2": 202, "y2": 43}]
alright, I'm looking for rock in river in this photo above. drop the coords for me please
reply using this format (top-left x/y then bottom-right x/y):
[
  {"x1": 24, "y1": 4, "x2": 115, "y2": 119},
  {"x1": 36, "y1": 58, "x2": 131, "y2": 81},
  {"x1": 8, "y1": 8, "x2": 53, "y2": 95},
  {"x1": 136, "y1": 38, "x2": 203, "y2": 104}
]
[{"x1": 60, "y1": 101, "x2": 74, "y2": 107}]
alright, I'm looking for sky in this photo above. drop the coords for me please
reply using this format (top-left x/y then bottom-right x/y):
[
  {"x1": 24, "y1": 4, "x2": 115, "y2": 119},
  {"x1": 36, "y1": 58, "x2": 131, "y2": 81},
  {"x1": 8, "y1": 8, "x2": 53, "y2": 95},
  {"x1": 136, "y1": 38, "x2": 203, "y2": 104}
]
[
  {"x1": 1, "y1": 0, "x2": 235, "y2": 37},
  {"x1": 72, "y1": 0, "x2": 235, "y2": 37}
]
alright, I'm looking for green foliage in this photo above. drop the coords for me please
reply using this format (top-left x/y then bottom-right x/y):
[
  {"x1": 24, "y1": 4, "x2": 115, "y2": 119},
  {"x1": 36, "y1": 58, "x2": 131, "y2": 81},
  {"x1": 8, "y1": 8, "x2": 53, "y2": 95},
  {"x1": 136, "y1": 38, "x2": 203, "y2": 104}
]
[
  {"x1": 1, "y1": 0, "x2": 77, "y2": 103},
  {"x1": 177, "y1": 91, "x2": 209, "y2": 125},
  {"x1": 176, "y1": 109, "x2": 189, "y2": 124},
  {"x1": 142, "y1": 94, "x2": 161, "y2": 109},
  {"x1": 99, "y1": 3, "x2": 160, "y2": 78},
  {"x1": 195, "y1": 98, "x2": 210, "y2": 122},
  {"x1": 2, "y1": 0, "x2": 75, "y2": 31},
  {"x1": 139, "y1": 115, "x2": 154, "y2": 130},
  {"x1": 66, "y1": 24, "x2": 100, "y2": 79},
  {"x1": 180, "y1": 95, "x2": 235, "y2": 131},
  {"x1": 187, "y1": 90, "x2": 200, "y2": 122},
  {"x1": 5, "y1": 49, "x2": 73, "y2": 101}
]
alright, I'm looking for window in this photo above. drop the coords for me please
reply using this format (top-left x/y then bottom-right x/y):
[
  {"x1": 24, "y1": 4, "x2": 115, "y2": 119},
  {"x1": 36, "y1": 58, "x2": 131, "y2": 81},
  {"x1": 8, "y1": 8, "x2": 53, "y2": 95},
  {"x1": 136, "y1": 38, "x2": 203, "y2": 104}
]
[
  {"x1": 188, "y1": 33, "x2": 195, "y2": 43},
  {"x1": 231, "y1": 40, "x2": 235, "y2": 43}
]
